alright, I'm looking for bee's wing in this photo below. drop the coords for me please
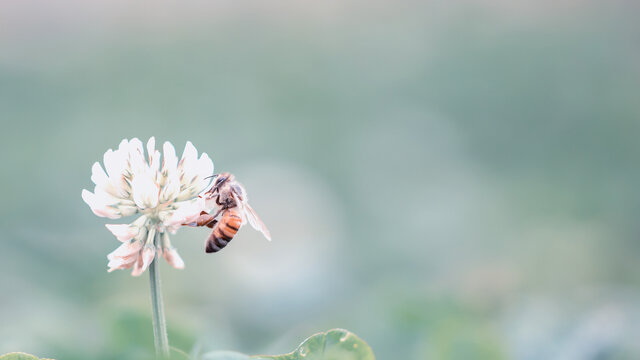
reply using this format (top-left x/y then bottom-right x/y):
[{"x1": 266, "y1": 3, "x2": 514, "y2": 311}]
[
  {"x1": 232, "y1": 191, "x2": 271, "y2": 241},
  {"x1": 243, "y1": 203, "x2": 272, "y2": 241}
]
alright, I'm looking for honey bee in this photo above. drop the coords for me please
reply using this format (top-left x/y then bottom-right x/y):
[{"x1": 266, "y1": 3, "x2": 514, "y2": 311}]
[{"x1": 188, "y1": 172, "x2": 271, "y2": 253}]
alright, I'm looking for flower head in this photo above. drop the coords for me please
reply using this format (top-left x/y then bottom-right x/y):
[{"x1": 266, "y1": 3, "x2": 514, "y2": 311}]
[{"x1": 82, "y1": 137, "x2": 213, "y2": 275}]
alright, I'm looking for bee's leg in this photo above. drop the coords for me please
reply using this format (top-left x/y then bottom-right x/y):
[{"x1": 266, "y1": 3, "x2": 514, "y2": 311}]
[
  {"x1": 211, "y1": 208, "x2": 225, "y2": 219},
  {"x1": 182, "y1": 212, "x2": 216, "y2": 227},
  {"x1": 196, "y1": 213, "x2": 216, "y2": 227},
  {"x1": 206, "y1": 219, "x2": 218, "y2": 229}
]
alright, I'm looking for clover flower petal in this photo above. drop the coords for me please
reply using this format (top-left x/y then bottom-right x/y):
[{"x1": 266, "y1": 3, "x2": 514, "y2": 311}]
[
  {"x1": 105, "y1": 224, "x2": 138, "y2": 242},
  {"x1": 160, "y1": 231, "x2": 185, "y2": 269},
  {"x1": 83, "y1": 137, "x2": 213, "y2": 275}
]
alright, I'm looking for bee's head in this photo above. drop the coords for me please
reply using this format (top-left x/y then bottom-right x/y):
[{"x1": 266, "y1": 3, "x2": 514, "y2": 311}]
[{"x1": 208, "y1": 172, "x2": 232, "y2": 193}]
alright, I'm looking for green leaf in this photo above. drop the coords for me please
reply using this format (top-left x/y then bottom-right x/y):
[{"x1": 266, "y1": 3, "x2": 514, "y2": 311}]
[
  {"x1": 200, "y1": 351, "x2": 251, "y2": 360},
  {"x1": 2, "y1": 329, "x2": 374, "y2": 360},
  {"x1": 0, "y1": 353, "x2": 47, "y2": 360},
  {"x1": 253, "y1": 329, "x2": 375, "y2": 360}
]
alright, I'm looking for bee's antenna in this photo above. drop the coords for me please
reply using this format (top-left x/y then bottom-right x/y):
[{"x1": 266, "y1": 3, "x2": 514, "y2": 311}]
[{"x1": 204, "y1": 174, "x2": 218, "y2": 180}]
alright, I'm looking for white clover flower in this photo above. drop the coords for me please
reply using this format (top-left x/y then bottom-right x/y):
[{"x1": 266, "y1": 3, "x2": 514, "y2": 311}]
[{"x1": 82, "y1": 137, "x2": 213, "y2": 276}]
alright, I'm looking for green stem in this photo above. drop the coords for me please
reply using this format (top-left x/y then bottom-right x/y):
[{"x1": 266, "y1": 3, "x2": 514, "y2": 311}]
[{"x1": 149, "y1": 241, "x2": 170, "y2": 359}]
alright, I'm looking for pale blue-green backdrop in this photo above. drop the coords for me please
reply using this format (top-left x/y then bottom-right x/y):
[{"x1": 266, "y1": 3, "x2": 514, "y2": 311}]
[{"x1": 1, "y1": 1, "x2": 639, "y2": 359}]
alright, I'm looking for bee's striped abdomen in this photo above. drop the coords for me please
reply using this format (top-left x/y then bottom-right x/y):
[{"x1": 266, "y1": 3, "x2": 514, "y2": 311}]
[{"x1": 205, "y1": 209, "x2": 243, "y2": 253}]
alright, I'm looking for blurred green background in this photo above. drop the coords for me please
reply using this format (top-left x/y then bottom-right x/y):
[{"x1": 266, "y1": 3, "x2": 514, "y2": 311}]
[{"x1": 1, "y1": 1, "x2": 640, "y2": 359}]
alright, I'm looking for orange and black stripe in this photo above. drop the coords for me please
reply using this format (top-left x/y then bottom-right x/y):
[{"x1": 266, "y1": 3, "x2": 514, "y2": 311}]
[{"x1": 205, "y1": 209, "x2": 243, "y2": 253}]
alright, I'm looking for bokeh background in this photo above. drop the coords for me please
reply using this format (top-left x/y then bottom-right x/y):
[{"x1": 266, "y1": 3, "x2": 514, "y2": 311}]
[{"x1": 1, "y1": 0, "x2": 640, "y2": 359}]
